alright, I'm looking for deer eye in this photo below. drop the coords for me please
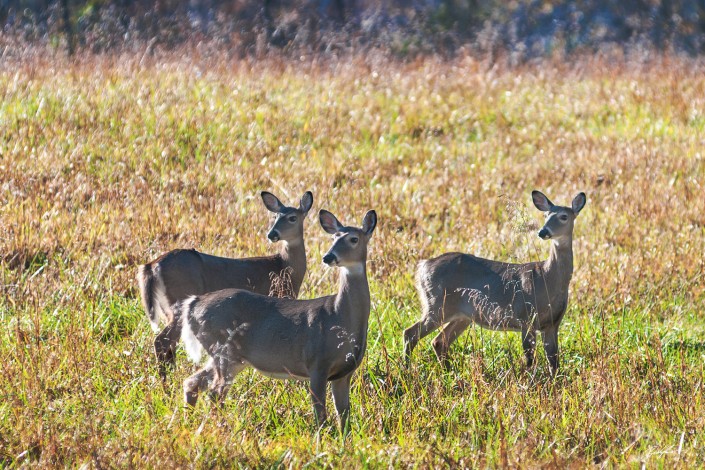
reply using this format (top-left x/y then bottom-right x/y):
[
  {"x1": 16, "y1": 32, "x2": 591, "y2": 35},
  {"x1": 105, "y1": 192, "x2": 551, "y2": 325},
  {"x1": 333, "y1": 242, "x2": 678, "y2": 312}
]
[
  {"x1": 288, "y1": 216, "x2": 297, "y2": 223},
  {"x1": 350, "y1": 237, "x2": 359, "y2": 244},
  {"x1": 559, "y1": 214, "x2": 568, "y2": 221}
]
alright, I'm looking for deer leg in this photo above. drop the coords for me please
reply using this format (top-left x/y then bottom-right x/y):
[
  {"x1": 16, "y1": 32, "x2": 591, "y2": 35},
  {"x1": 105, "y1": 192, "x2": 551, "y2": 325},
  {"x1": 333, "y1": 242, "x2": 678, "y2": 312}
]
[
  {"x1": 154, "y1": 318, "x2": 182, "y2": 382},
  {"x1": 542, "y1": 327, "x2": 560, "y2": 377},
  {"x1": 431, "y1": 316, "x2": 471, "y2": 368},
  {"x1": 403, "y1": 312, "x2": 444, "y2": 364},
  {"x1": 331, "y1": 372, "x2": 353, "y2": 434},
  {"x1": 521, "y1": 328, "x2": 537, "y2": 369},
  {"x1": 309, "y1": 371, "x2": 328, "y2": 428},
  {"x1": 184, "y1": 359, "x2": 215, "y2": 407},
  {"x1": 209, "y1": 359, "x2": 245, "y2": 405}
]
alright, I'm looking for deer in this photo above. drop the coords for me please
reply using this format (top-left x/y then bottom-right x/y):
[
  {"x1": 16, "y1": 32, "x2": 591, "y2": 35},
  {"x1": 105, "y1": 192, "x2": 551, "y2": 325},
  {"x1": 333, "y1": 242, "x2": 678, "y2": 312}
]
[
  {"x1": 137, "y1": 190, "x2": 313, "y2": 380},
  {"x1": 403, "y1": 191, "x2": 586, "y2": 376},
  {"x1": 178, "y1": 209, "x2": 377, "y2": 432}
]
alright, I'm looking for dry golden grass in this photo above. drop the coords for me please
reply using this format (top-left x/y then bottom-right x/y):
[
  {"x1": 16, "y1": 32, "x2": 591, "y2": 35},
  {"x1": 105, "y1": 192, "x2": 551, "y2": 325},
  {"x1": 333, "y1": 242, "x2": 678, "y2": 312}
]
[{"x1": 1, "y1": 51, "x2": 703, "y2": 467}]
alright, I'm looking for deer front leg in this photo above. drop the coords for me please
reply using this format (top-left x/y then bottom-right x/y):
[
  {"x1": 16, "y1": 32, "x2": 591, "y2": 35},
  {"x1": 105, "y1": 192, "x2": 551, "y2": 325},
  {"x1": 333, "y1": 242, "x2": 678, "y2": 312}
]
[
  {"x1": 184, "y1": 359, "x2": 215, "y2": 407},
  {"x1": 542, "y1": 326, "x2": 559, "y2": 377},
  {"x1": 521, "y1": 327, "x2": 537, "y2": 369},
  {"x1": 309, "y1": 372, "x2": 328, "y2": 428},
  {"x1": 208, "y1": 359, "x2": 245, "y2": 405},
  {"x1": 331, "y1": 372, "x2": 353, "y2": 434}
]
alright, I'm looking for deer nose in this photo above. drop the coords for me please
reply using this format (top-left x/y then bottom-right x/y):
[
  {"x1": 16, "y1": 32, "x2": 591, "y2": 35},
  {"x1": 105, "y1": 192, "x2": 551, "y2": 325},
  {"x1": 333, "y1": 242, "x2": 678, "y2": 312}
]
[
  {"x1": 267, "y1": 229, "x2": 280, "y2": 242},
  {"x1": 538, "y1": 228, "x2": 551, "y2": 239},
  {"x1": 322, "y1": 253, "x2": 338, "y2": 266}
]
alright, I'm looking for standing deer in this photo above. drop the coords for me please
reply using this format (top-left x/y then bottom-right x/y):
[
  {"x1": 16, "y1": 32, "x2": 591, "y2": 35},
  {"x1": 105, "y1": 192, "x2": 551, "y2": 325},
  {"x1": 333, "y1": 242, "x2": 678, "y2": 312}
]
[
  {"x1": 179, "y1": 209, "x2": 377, "y2": 432},
  {"x1": 403, "y1": 191, "x2": 586, "y2": 376},
  {"x1": 137, "y1": 190, "x2": 313, "y2": 379}
]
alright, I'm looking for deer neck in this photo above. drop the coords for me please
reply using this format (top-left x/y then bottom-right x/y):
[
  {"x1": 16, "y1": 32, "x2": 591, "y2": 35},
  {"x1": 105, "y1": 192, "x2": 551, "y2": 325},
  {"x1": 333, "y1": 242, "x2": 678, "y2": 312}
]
[
  {"x1": 334, "y1": 264, "x2": 371, "y2": 336},
  {"x1": 279, "y1": 239, "x2": 306, "y2": 296},
  {"x1": 542, "y1": 236, "x2": 574, "y2": 297}
]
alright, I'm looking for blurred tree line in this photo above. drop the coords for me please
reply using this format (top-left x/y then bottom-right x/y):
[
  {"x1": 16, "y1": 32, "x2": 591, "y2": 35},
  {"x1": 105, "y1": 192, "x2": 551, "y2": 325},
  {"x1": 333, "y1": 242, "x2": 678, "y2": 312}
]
[{"x1": 1, "y1": 0, "x2": 705, "y2": 57}]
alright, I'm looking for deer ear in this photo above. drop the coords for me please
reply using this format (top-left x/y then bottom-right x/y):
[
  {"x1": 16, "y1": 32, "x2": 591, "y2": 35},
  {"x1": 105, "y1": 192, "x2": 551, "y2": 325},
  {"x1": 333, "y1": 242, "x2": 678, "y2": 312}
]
[
  {"x1": 572, "y1": 192, "x2": 586, "y2": 215},
  {"x1": 261, "y1": 191, "x2": 284, "y2": 213},
  {"x1": 299, "y1": 191, "x2": 313, "y2": 214},
  {"x1": 532, "y1": 190, "x2": 554, "y2": 212},
  {"x1": 362, "y1": 210, "x2": 377, "y2": 236},
  {"x1": 319, "y1": 210, "x2": 342, "y2": 234}
]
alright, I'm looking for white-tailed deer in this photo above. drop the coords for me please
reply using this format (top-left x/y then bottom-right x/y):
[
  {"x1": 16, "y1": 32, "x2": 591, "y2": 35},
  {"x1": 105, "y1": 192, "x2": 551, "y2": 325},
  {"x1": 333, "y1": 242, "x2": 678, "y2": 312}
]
[
  {"x1": 403, "y1": 191, "x2": 586, "y2": 376},
  {"x1": 137, "y1": 190, "x2": 313, "y2": 379},
  {"x1": 179, "y1": 209, "x2": 377, "y2": 431}
]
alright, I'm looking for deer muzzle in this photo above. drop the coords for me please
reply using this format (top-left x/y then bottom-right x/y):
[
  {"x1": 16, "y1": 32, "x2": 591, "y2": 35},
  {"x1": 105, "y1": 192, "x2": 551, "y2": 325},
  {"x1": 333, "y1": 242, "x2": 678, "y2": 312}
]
[
  {"x1": 322, "y1": 252, "x2": 338, "y2": 266},
  {"x1": 267, "y1": 229, "x2": 280, "y2": 242},
  {"x1": 538, "y1": 228, "x2": 552, "y2": 240}
]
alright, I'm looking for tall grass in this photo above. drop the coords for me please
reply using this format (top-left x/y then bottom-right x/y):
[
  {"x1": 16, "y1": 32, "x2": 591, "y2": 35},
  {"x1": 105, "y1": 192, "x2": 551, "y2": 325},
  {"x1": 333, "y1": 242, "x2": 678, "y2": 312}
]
[{"x1": 0, "y1": 52, "x2": 703, "y2": 467}]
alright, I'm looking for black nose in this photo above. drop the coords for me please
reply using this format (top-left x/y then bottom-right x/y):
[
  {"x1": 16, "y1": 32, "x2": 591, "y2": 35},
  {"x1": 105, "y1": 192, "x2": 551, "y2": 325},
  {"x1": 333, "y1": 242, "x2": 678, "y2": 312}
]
[
  {"x1": 538, "y1": 228, "x2": 550, "y2": 239},
  {"x1": 267, "y1": 230, "x2": 280, "y2": 242},
  {"x1": 322, "y1": 253, "x2": 337, "y2": 265}
]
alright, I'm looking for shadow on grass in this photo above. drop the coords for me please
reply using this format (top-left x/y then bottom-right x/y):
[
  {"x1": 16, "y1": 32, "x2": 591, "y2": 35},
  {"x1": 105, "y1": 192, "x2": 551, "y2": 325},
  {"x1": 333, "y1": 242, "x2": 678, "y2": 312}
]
[
  {"x1": 2, "y1": 249, "x2": 49, "y2": 272},
  {"x1": 663, "y1": 340, "x2": 705, "y2": 354},
  {"x1": 362, "y1": 348, "x2": 564, "y2": 402}
]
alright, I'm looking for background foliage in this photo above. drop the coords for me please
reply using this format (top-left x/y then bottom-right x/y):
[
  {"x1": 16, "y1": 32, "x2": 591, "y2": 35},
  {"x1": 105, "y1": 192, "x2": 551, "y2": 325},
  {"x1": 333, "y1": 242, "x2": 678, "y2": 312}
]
[{"x1": 2, "y1": 0, "x2": 705, "y2": 57}]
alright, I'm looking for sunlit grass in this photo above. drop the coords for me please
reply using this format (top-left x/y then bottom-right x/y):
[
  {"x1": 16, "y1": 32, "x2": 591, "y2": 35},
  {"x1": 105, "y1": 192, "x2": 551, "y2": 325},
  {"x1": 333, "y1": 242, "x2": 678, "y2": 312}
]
[{"x1": 0, "y1": 52, "x2": 703, "y2": 467}]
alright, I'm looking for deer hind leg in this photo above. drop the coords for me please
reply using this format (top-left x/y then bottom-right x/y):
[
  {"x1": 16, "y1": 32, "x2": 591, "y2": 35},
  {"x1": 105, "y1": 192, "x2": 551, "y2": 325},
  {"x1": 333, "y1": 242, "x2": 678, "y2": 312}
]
[
  {"x1": 403, "y1": 300, "x2": 447, "y2": 363},
  {"x1": 522, "y1": 327, "x2": 537, "y2": 369},
  {"x1": 154, "y1": 316, "x2": 182, "y2": 382},
  {"x1": 432, "y1": 316, "x2": 471, "y2": 368},
  {"x1": 184, "y1": 358, "x2": 215, "y2": 407}
]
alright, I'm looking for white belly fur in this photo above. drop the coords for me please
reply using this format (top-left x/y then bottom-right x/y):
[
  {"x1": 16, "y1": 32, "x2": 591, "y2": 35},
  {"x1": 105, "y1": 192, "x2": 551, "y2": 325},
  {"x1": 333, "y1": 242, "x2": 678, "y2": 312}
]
[{"x1": 252, "y1": 367, "x2": 308, "y2": 381}]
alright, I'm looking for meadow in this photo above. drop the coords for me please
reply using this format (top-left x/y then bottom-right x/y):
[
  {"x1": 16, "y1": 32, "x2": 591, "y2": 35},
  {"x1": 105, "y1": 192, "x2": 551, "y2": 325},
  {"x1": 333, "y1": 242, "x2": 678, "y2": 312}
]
[{"x1": 1, "y1": 51, "x2": 704, "y2": 467}]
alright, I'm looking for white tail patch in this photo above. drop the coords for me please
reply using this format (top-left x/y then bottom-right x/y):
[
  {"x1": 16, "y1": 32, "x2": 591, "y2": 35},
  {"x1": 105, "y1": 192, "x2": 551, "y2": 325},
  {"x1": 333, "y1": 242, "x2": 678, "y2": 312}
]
[
  {"x1": 148, "y1": 321, "x2": 160, "y2": 334},
  {"x1": 179, "y1": 296, "x2": 203, "y2": 363},
  {"x1": 415, "y1": 260, "x2": 432, "y2": 316},
  {"x1": 152, "y1": 266, "x2": 172, "y2": 326},
  {"x1": 137, "y1": 265, "x2": 161, "y2": 333},
  {"x1": 138, "y1": 263, "x2": 172, "y2": 332}
]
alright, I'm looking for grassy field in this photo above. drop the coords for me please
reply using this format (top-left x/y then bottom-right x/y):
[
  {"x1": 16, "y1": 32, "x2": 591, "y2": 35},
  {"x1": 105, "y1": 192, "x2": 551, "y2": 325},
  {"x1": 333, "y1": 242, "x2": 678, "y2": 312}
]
[{"x1": 1, "y1": 52, "x2": 704, "y2": 467}]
